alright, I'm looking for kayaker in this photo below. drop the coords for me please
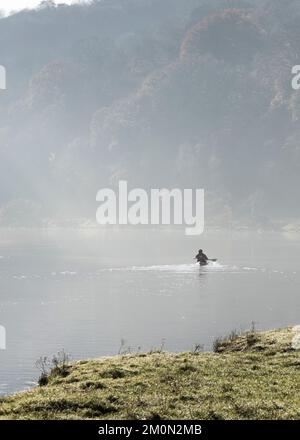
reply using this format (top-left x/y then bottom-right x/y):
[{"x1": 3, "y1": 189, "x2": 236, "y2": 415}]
[{"x1": 195, "y1": 249, "x2": 208, "y2": 265}]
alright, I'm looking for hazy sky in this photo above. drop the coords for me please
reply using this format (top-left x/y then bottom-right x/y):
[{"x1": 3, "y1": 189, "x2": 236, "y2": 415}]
[{"x1": 0, "y1": 1, "x2": 86, "y2": 15}]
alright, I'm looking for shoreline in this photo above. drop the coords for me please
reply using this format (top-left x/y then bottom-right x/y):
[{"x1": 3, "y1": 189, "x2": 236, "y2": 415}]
[{"x1": 0, "y1": 326, "x2": 299, "y2": 420}]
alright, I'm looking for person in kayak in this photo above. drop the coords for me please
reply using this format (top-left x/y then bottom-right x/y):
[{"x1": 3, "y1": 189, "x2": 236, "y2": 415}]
[
  {"x1": 195, "y1": 249, "x2": 209, "y2": 265},
  {"x1": 195, "y1": 251, "x2": 217, "y2": 266}
]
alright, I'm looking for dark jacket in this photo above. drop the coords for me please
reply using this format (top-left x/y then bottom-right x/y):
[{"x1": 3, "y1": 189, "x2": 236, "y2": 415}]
[{"x1": 195, "y1": 252, "x2": 208, "y2": 262}]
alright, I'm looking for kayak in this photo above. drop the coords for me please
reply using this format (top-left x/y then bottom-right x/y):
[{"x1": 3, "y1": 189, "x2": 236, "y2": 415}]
[{"x1": 197, "y1": 259, "x2": 217, "y2": 266}]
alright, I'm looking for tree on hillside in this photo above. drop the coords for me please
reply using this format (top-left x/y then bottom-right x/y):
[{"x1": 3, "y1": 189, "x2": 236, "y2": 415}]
[{"x1": 180, "y1": 9, "x2": 265, "y2": 63}]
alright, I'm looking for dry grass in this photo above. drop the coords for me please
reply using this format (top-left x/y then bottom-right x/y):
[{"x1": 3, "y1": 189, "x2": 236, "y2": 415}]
[{"x1": 0, "y1": 327, "x2": 299, "y2": 420}]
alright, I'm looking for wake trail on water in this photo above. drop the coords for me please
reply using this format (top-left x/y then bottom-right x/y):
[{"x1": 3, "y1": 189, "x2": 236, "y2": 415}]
[
  {"x1": 101, "y1": 263, "x2": 295, "y2": 275},
  {"x1": 102, "y1": 262, "x2": 245, "y2": 274},
  {"x1": 3, "y1": 263, "x2": 295, "y2": 279}
]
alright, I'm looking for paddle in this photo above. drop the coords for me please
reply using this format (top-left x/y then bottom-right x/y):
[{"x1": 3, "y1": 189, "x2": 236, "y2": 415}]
[{"x1": 194, "y1": 258, "x2": 218, "y2": 262}]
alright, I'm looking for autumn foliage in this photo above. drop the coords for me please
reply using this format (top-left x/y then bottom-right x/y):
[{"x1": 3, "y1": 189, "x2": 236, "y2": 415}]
[{"x1": 180, "y1": 9, "x2": 264, "y2": 63}]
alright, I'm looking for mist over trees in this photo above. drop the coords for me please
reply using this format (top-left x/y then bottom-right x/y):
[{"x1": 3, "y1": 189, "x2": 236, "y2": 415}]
[{"x1": 0, "y1": 0, "x2": 300, "y2": 228}]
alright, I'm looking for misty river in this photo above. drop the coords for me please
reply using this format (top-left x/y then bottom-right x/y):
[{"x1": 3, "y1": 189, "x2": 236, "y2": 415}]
[{"x1": 0, "y1": 228, "x2": 299, "y2": 395}]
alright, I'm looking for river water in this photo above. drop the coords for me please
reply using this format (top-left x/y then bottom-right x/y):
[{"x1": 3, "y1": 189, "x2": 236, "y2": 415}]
[{"x1": 0, "y1": 228, "x2": 299, "y2": 395}]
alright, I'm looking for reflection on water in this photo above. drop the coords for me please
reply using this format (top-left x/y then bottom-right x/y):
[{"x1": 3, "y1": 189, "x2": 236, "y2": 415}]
[{"x1": 0, "y1": 228, "x2": 299, "y2": 395}]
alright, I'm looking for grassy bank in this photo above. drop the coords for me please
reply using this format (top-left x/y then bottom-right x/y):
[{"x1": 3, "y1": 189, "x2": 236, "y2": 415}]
[{"x1": 0, "y1": 327, "x2": 299, "y2": 420}]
